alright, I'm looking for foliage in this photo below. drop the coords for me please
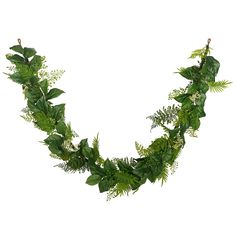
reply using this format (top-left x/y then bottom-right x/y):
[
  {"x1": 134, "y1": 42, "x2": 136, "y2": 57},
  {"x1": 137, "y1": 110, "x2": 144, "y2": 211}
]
[
  {"x1": 147, "y1": 105, "x2": 180, "y2": 130},
  {"x1": 207, "y1": 80, "x2": 231, "y2": 93},
  {"x1": 4, "y1": 39, "x2": 230, "y2": 200}
]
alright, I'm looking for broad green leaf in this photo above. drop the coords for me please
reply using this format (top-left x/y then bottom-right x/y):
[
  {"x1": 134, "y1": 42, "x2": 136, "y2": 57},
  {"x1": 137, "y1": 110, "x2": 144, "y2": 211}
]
[
  {"x1": 6, "y1": 54, "x2": 25, "y2": 64},
  {"x1": 190, "y1": 116, "x2": 200, "y2": 130},
  {"x1": 25, "y1": 86, "x2": 44, "y2": 103},
  {"x1": 46, "y1": 88, "x2": 65, "y2": 100},
  {"x1": 24, "y1": 47, "x2": 37, "y2": 58},
  {"x1": 98, "y1": 177, "x2": 110, "y2": 193},
  {"x1": 35, "y1": 96, "x2": 49, "y2": 114},
  {"x1": 199, "y1": 82, "x2": 209, "y2": 93},
  {"x1": 50, "y1": 104, "x2": 65, "y2": 121},
  {"x1": 39, "y1": 79, "x2": 49, "y2": 94},
  {"x1": 10, "y1": 45, "x2": 24, "y2": 54},
  {"x1": 8, "y1": 72, "x2": 25, "y2": 84},
  {"x1": 48, "y1": 145, "x2": 63, "y2": 157},
  {"x1": 90, "y1": 164, "x2": 106, "y2": 176},
  {"x1": 79, "y1": 139, "x2": 95, "y2": 161},
  {"x1": 104, "y1": 159, "x2": 117, "y2": 173},
  {"x1": 56, "y1": 121, "x2": 67, "y2": 136},
  {"x1": 30, "y1": 55, "x2": 43, "y2": 72},
  {"x1": 44, "y1": 134, "x2": 64, "y2": 146},
  {"x1": 178, "y1": 66, "x2": 200, "y2": 80},
  {"x1": 86, "y1": 174, "x2": 101, "y2": 186},
  {"x1": 174, "y1": 93, "x2": 191, "y2": 103},
  {"x1": 201, "y1": 56, "x2": 220, "y2": 82}
]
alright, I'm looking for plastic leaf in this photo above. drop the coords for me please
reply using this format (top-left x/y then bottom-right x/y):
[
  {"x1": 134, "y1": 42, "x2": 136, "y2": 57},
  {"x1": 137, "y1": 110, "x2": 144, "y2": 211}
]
[{"x1": 86, "y1": 175, "x2": 102, "y2": 186}]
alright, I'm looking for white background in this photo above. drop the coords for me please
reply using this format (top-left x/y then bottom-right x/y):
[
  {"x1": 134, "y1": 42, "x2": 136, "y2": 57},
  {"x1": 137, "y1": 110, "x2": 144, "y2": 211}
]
[{"x1": 0, "y1": 0, "x2": 235, "y2": 235}]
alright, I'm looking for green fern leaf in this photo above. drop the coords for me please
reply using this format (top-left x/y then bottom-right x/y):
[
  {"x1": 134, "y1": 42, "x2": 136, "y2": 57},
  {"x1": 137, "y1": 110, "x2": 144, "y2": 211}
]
[
  {"x1": 158, "y1": 162, "x2": 169, "y2": 186},
  {"x1": 207, "y1": 80, "x2": 231, "y2": 93},
  {"x1": 135, "y1": 141, "x2": 150, "y2": 157}
]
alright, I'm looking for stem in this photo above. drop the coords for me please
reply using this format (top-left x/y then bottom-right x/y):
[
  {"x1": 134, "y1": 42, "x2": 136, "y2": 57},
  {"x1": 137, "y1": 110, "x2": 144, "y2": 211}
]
[{"x1": 199, "y1": 38, "x2": 211, "y2": 69}]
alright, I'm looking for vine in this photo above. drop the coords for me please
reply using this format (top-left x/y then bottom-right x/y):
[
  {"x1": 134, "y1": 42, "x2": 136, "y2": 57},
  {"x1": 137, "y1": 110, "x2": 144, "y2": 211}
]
[{"x1": 5, "y1": 39, "x2": 230, "y2": 200}]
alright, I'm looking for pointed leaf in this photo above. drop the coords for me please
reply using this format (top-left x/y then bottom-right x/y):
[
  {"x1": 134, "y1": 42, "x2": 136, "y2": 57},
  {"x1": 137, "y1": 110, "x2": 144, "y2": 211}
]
[
  {"x1": 46, "y1": 88, "x2": 65, "y2": 100},
  {"x1": 98, "y1": 177, "x2": 110, "y2": 193},
  {"x1": 10, "y1": 45, "x2": 24, "y2": 54},
  {"x1": 86, "y1": 175, "x2": 102, "y2": 186},
  {"x1": 24, "y1": 47, "x2": 37, "y2": 58},
  {"x1": 6, "y1": 54, "x2": 25, "y2": 64}
]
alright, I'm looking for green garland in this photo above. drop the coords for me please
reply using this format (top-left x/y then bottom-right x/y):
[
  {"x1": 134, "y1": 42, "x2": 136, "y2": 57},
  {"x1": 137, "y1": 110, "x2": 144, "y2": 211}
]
[{"x1": 5, "y1": 39, "x2": 231, "y2": 200}]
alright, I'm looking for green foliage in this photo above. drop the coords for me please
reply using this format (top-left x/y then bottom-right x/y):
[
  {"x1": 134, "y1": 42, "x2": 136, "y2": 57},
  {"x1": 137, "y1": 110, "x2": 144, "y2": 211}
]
[
  {"x1": 207, "y1": 80, "x2": 232, "y2": 93},
  {"x1": 147, "y1": 105, "x2": 180, "y2": 130},
  {"x1": 46, "y1": 88, "x2": 65, "y2": 100},
  {"x1": 177, "y1": 66, "x2": 200, "y2": 81},
  {"x1": 86, "y1": 174, "x2": 102, "y2": 186},
  {"x1": 135, "y1": 142, "x2": 150, "y2": 157},
  {"x1": 5, "y1": 39, "x2": 231, "y2": 200},
  {"x1": 189, "y1": 46, "x2": 212, "y2": 59}
]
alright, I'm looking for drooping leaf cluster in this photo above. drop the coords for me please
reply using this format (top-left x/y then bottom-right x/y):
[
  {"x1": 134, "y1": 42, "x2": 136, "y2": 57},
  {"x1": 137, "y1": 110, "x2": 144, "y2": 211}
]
[{"x1": 5, "y1": 39, "x2": 230, "y2": 200}]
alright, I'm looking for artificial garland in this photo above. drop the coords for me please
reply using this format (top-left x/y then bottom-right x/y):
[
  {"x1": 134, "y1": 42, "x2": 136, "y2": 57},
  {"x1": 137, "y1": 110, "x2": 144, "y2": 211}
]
[{"x1": 5, "y1": 39, "x2": 230, "y2": 200}]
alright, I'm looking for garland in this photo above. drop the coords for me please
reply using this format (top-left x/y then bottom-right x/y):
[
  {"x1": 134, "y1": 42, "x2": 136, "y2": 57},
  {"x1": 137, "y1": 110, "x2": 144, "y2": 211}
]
[{"x1": 5, "y1": 39, "x2": 230, "y2": 200}]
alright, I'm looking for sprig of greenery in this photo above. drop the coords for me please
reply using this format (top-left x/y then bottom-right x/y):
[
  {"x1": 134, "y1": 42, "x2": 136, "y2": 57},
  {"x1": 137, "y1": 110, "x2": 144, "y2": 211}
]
[
  {"x1": 5, "y1": 39, "x2": 230, "y2": 200},
  {"x1": 207, "y1": 80, "x2": 232, "y2": 93}
]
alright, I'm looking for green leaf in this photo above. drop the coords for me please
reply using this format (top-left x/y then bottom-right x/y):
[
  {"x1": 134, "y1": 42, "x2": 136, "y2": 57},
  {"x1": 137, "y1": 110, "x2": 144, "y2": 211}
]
[
  {"x1": 198, "y1": 82, "x2": 209, "y2": 93},
  {"x1": 46, "y1": 88, "x2": 65, "y2": 100},
  {"x1": 104, "y1": 159, "x2": 117, "y2": 173},
  {"x1": 174, "y1": 93, "x2": 191, "y2": 103},
  {"x1": 44, "y1": 134, "x2": 64, "y2": 146},
  {"x1": 49, "y1": 104, "x2": 65, "y2": 121},
  {"x1": 207, "y1": 80, "x2": 231, "y2": 93},
  {"x1": 98, "y1": 177, "x2": 111, "y2": 193},
  {"x1": 48, "y1": 145, "x2": 63, "y2": 157},
  {"x1": 56, "y1": 121, "x2": 67, "y2": 136},
  {"x1": 39, "y1": 79, "x2": 49, "y2": 95},
  {"x1": 78, "y1": 139, "x2": 92, "y2": 159},
  {"x1": 25, "y1": 86, "x2": 44, "y2": 103},
  {"x1": 189, "y1": 47, "x2": 206, "y2": 59},
  {"x1": 56, "y1": 122, "x2": 74, "y2": 140},
  {"x1": 10, "y1": 45, "x2": 24, "y2": 54},
  {"x1": 117, "y1": 160, "x2": 133, "y2": 172},
  {"x1": 33, "y1": 111, "x2": 55, "y2": 133},
  {"x1": 190, "y1": 116, "x2": 200, "y2": 130},
  {"x1": 30, "y1": 55, "x2": 43, "y2": 72},
  {"x1": 178, "y1": 66, "x2": 200, "y2": 80},
  {"x1": 201, "y1": 56, "x2": 220, "y2": 82},
  {"x1": 135, "y1": 142, "x2": 150, "y2": 157},
  {"x1": 6, "y1": 54, "x2": 25, "y2": 64},
  {"x1": 8, "y1": 72, "x2": 25, "y2": 84},
  {"x1": 24, "y1": 47, "x2": 37, "y2": 58},
  {"x1": 90, "y1": 164, "x2": 106, "y2": 176},
  {"x1": 86, "y1": 174, "x2": 102, "y2": 186},
  {"x1": 35, "y1": 96, "x2": 49, "y2": 114},
  {"x1": 149, "y1": 137, "x2": 168, "y2": 153}
]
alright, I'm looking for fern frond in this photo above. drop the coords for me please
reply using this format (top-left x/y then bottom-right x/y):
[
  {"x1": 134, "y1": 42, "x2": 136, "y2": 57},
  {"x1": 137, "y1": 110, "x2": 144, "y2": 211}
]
[
  {"x1": 135, "y1": 142, "x2": 151, "y2": 158},
  {"x1": 207, "y1": 80, "x2": 231, "y2": 93},
  {"x1": 107, "y1": 183, "x2": 132, "y2": 200},
  {"x1": 92, "y1": 133, "x2": 104, "y2": 164},
  {"x1": 158, "y1": 162, "x2": 169, "y2": 186},
  {"x1": 113, "y1": 157, "x2": 136, "y2": 166},
  {"x1": 147, "y1": 104, "x2": 180, "y2": 130},
  {"x1": 107, "y1": 171, "x2": 138, "y2": 200}
]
